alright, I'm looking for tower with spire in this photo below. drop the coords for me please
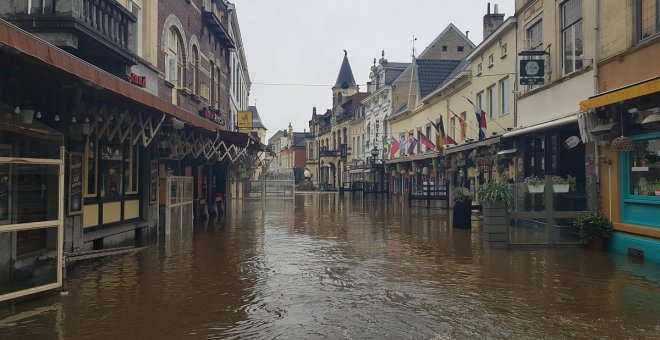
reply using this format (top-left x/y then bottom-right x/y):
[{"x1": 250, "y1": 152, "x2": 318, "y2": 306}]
[{"x1": 332, "y1": 50, "x2": 358, "y2": 114}]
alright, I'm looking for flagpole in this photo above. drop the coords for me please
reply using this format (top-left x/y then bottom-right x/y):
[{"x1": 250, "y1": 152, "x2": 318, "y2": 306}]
[
  {"x1": 448, "y1": 108, "x2": 480, "y2": 136},
  {"x1": 462, "y1": 95, "x2": 508, "y2": 134}
]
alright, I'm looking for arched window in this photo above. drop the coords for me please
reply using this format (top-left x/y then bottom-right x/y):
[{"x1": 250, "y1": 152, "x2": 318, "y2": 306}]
[
  {"x1": 191, "y1": 46, "x2": 199, "y2": 95},
  {"x1": 166, "y1": 27, "x2": 185, "y2": 87},
  {"x1": 210, "y1": 61, "x2": 215, "y2": 106}
]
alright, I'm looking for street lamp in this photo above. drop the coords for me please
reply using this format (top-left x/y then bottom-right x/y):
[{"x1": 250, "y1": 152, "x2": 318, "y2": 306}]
[{"x1": 370, "y1": 146, "x2": 379, "y2": 164}]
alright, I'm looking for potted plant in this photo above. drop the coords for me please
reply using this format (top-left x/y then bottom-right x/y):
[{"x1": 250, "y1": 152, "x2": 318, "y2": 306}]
[
  {"x1": 477, "y1": 181, "x2": 513, "y2": 210},
  {"x1": 477, "y1": 182, "x2": 513, "y2": 248},
  {"x1": 551, "y1": 175, "x2": 576, "y2": 193},
  {"x1": 573, "y1": 211, "x2": 613, "y2": 250},
  {"x1": 524, "y1": 176, "x2": 544, "y2": 193},
  {"x1": 452, "y1": 187, "x2": 472, "y2": 229}
]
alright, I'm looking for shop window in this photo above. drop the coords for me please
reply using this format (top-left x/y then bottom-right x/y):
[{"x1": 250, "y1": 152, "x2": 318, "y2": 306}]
[
  {"x1": 627, "y1": 136, "x2": 660, "y2": 197},
  {"x1": 85, "y1": 137, "x2": 98, "y2": 197},
  {"x1": 99, "y1": 139, "x2": 123, "y2": 198},
  {"x1": 123, "y1": 141, "x2": 139, "y2": 195}
]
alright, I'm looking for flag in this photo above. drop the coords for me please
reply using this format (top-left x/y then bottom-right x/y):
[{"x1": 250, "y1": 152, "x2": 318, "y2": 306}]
[
  {"x1": 419, "y1": 132, "x2": 437, "y2": 151},
  {"x1": 407, "y1": 133, "x2": 417, "y2": 154},
  {"x1": 449, "y1": 109, "x2": 467, "y2": 141},
  {"x1": 437, "y1": 118, "x2": 446, "y2": 150},
  {"x1": 445, "y1": 134, "x2": 457, "y2": 145},
  {"x1": 399, "y1": 137, "x2": 408, "y2": 156},
  {"x1": 382, "y1": 136, "x2": 390, "y2": 161},
  {"x1": 465, "y1": 96, "x2": 487, "y2": 140},
  {"x1": 389, "y1": 137, "x2": 400, "y2": 159}
]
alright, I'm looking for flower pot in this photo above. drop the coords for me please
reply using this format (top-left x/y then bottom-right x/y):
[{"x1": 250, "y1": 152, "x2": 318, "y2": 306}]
[
  {"x1": 552, "y1": 184, "x2": 569, "y2": 193},
  {"x1": 527, "y1": 184, "x2": 544, "y2": 193},
  {"x1": 21, "y1": 109, "x2": 35, "y2": 124},
  {"x1": 586, "y1": 238, "x2": 606, "y2": 251},
  {"x1": 655, "y1": 190, "x2": 660, "y2": 196}
]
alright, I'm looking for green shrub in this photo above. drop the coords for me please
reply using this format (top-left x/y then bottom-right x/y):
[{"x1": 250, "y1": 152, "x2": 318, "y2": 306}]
[{"x1": 573, "y1": 211, "x2": 613, "y2": 242}]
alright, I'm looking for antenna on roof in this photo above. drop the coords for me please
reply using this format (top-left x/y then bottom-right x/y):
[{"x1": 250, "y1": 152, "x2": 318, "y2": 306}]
[{"x1": 411, "y1": 35, "x2": 417, "y2": 57}]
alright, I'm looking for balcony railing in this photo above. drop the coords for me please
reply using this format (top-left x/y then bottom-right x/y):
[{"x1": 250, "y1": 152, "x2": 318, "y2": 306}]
[
  {"x1": 3, "y1": 0, "x2": 135, "y2": 52},
  {"x1": 201, "y1": 5, "x2": 235, "y2": 49}
]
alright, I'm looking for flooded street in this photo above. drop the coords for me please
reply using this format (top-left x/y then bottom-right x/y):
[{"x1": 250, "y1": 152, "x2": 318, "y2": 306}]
[{"x1": 2, "y1": 194, "x2": 660, "y2": 339}]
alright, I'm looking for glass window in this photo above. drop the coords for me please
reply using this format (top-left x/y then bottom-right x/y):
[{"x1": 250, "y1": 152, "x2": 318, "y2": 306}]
[
  {"x1": 500, "y1": 77, "x2": 510, "y2": 115},
  {"x1": 487, "y1": 85, "x2": 497, "y2": 118},
  {"x1": 629, "y1": 137, "x2": 660, "y2": 196},
  {"x1": 488, "y1": 54, "x2": 494, "y2": 67},
  {"x1": 210, "y1": 62, "x2": 215, "y2": 106},
  {"x1": 0, "y1": 164, "x2": 60, "y2": 224},
  {"x1": 0, "y1": 120, "x2": 62, "y2": 159},
  {"x1": 457, "y1": 46, "x2": 464, "y2": 52},
  {"x1": 99, "y1": 139, "x2": 123, "y2": 198},
  {"x1": 128, "y1": 0, "x2": 142, "y2": 56},
  {"x1": 526, "y1": 20, "x2": 543, "y2": 51},
  {"x1": 450, "y1": 117, "x2": 456, "y2": 142},
  {"x1": 85, "y1": 137, "x2": 97, "y2": 197},
  {"x1": 501, "y1": 43, "x2": 508, "y2": 57},
  {"x1": 561, "y1": 0, "x2": 583, "y2": 75},
  {"x1": 637, "y1": 0, "x2": 660, "y2": 41},
  {"x1": 166, "y1": 27, "x2": 185, "y2": 87},
  {"x1": 191, "y1": 47, "x2": 199, "y2": 95},
  {"x1": 123, "y1": 141, "x2": 139, "y2": 195}
]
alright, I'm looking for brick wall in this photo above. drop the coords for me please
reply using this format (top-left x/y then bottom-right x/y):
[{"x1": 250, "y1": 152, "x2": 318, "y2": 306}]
[{"x1": 158, "y1": 0, "x2": 231, "y2": 129}]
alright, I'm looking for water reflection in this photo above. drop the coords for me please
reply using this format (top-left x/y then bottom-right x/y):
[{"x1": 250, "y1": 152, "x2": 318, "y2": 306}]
[{"x1": 1, "y1": 193, "x2": 659, "y2": 339}]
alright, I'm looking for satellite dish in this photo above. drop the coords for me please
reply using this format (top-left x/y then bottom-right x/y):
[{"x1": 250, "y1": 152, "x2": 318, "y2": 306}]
[{"x1": 563, "y1": 136, "x2": 581, "y2": 149}]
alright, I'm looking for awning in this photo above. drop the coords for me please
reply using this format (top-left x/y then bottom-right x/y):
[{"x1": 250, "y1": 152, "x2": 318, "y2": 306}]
[
  {"x1": 444, "y1": 137, "x2": 500, "y2": 155},
  {"x1": 503, "y1": 115, "x2": 577, "y2": 139},
  {"x1": 0, "y1": 20, "x2": 229, "y2": 136},
  {"x1": 579, "y1": 76, "x2": 660, "y2": 111}
]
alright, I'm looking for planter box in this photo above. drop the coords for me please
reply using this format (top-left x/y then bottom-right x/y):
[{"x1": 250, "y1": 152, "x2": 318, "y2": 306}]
[
  {"x1": 452, "y1": 198, "x2": 472, "y2": 229},
  {"x1": 552, "y1": 184, "x2": 569, "y2": 193},
  {"x1": 482, "y1": 202, "x2": 509, "y2": 248},
  {"x1": 527, "y1": 184, "x2": 544, "y2": 193}
]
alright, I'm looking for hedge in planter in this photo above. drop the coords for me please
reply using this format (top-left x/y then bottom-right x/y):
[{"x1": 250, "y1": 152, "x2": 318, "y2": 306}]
[{"x1": 573, "y1": 211, "x2": 613, "y2": 249}]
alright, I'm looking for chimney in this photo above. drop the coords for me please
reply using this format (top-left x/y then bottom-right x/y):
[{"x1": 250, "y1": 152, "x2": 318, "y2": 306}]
[{"x1": 483, "y1": 2, "x2": 505, "y2": 39}]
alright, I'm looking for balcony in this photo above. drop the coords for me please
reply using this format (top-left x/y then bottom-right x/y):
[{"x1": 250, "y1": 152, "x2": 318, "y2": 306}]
[
  {"x1": 1, "y1": 0, "x2": 137, "y2": 75},
  {"x1": 201, "y1": 6, "x2": 235, "y2": 49}
]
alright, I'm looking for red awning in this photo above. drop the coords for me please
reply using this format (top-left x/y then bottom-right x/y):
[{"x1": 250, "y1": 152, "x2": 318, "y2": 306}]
[{"x1": 0, "y1": 19, "x2": 219, "y2": 134}]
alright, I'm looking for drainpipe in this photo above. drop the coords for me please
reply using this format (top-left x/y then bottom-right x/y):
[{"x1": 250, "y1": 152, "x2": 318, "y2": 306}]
[{"x1": 593, "y1": 0, "x2": 601, "y2": 201}]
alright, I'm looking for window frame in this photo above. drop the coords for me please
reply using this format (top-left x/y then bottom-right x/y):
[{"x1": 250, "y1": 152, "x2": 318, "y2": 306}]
[
  {"x1": 500, "y1": 77, "x2": 510, "y2": 116},
  {"x1": 636, "y1": 0, "x2": 660, "y2": 42},
  {"x1": 560, "y1": 0, "x2": 583, "y2": 75},
  {"x1": 487, "y1": 85, "x2": 497, "y2": 119}
]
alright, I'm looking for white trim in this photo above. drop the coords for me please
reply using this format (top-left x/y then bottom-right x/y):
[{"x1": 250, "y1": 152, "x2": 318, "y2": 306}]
[{"x1": 503, "y1": 115, "x2": 578, "y2": 138}]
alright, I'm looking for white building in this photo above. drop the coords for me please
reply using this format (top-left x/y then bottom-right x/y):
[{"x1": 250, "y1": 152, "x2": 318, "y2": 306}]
[{"x1": 226, "y1": 1, "x2": 251, "y2": 131}]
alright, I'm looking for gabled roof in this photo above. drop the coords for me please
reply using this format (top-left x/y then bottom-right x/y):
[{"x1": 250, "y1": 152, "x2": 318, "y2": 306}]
[
  {"x1": 292, "y1": 133, "x2": 307, "y2": 147},
  {"x1": 421, "y1": 60, "x2": 471, "y2": 102},
  {"x1": 249, "y1": 105, "x2": 266, "y2": 130},
  {"x1": 418, "y1": 23, "x2": 475, "y2": 58},
  {"x1": 416, "y1": 59, "x2": 462, "y2": 98},
  {"x1": 385, "y1": 66, "x2": 409, "y2": 85},
  {"x1": 334, "y1": 51, "x2": 356, "y2": 87}
]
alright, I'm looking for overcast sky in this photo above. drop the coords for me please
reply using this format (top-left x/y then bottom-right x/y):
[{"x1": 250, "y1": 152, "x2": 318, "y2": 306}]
[{"x1": 232, "y1": 0, "x2": 515, "y2": 139}]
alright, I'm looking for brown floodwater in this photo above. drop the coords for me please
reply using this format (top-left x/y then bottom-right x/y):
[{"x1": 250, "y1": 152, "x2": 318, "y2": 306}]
[{"x1": 1, "y1": 193, "x2": 660, "y2": 339}]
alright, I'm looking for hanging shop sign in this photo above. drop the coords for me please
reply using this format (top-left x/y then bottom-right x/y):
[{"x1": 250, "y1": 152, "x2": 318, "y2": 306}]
[
  {"x1": 519, "y1": 60, "x2": 544, "y2": 86},
  {"x1": 68, "y1": 152, "x2": 83, "y2": 216},
  {"x1": 237, "y1": 110, "x2": 253, "y2": 129},
  {"x1": 127, "y1": 73, "x2": 147, "y2": 87}
]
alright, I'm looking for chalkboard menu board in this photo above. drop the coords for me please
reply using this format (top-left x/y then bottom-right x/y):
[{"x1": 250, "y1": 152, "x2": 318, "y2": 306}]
[
  {"x1": 68, "y1": 152, "x2": 83, "y2": 215},
  {"x1": 150, "y1": 160, "x2": 158, "y2": 203}
]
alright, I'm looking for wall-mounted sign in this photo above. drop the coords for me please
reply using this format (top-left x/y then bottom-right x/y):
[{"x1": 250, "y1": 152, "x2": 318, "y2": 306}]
[
  {"x1": 199, "y1": 84, "x2": 210, "y2": 101},
  {"x1": 198, "y1": 107, "x2": 226, "y2": 126},
  {"x1": 127, "y1": 73, "x2": 147, "y2": 87},
  {"x1": 238, "y1": 110, "x2": 253, "y2": 129},
  {"x1": 68, "y1": 152, "x2": 83, "y2": 216},
  {"x1": 519, "y1": 60, "x2": 545, "y2": 86}
]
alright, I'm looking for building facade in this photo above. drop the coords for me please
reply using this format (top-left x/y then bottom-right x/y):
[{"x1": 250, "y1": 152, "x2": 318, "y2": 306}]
[
  {"x1": 579, "y1": 0, "x2": 660, "y2": 262},
  {"x1": 0, "y1": 0, "x2": 259, "y2": 301}
]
